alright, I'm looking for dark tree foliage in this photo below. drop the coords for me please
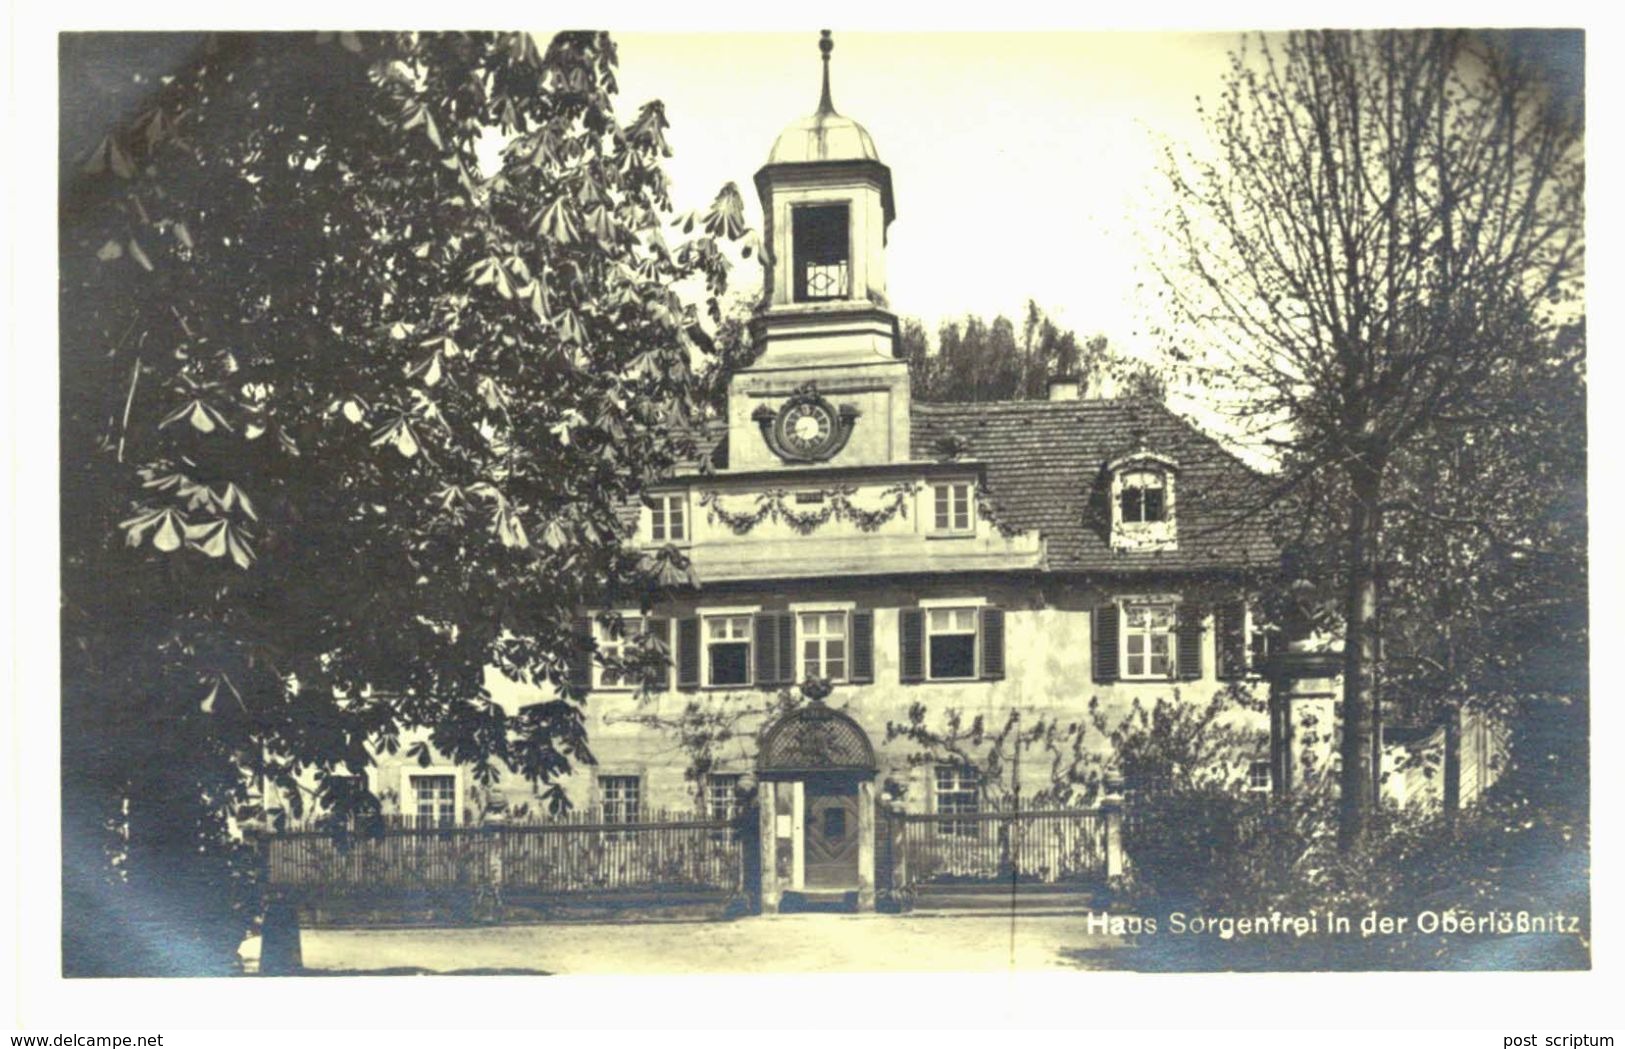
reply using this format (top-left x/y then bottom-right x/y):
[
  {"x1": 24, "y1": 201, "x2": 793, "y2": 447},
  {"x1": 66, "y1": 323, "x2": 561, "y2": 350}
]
[
  {"x1": 1160, "y1": 30, "x2": 1584, "y2": 847},
  {"x1": 60, "y1": 31, "x2": 749, "y2": 975},
  {"x1": 906, "y1": 301, "x2": 1165, "y2": 403}
]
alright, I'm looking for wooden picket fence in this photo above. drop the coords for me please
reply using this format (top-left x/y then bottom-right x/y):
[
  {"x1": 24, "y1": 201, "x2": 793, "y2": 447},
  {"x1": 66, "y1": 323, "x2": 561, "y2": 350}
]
[
  {"x1": 888, "y1": 806, "x2": 1110, "y2": 887},
  {"x1": 266, "y1": 809, "x2": 745, "y2": 898}
]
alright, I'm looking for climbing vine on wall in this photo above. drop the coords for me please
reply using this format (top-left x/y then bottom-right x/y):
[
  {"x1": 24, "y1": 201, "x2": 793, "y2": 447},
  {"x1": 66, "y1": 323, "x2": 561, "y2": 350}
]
[{"x1": 698, "y1": 482, "x2": 922, "y2": 536}]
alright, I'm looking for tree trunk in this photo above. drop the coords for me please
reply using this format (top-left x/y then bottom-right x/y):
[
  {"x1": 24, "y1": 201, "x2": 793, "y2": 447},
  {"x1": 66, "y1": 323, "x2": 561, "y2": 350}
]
[{"x1": 1338, "y1": 460, "x2": 1384, "y2": 850}]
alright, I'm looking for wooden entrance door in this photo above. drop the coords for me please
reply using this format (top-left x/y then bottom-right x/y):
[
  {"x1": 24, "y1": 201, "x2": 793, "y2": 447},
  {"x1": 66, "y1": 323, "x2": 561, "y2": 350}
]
[{"x1": 803, "y1": 774, "x2": 861, "y2": 889}]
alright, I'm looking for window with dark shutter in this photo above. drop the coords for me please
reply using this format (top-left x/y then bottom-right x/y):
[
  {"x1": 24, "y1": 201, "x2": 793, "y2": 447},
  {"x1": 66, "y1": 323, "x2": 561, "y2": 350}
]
[
  {"x1": 747, "y1": 612, "x2": 797, "y2": 686},
  {"x1": 754, "y1": 613, "x2": 781, "y2": 685},
  {"x1": 1092, "y1": 604, "x2": 1119, "y2": 683},
  {"x1": 1215, "y1": 601, "x2": 1247, "y2": 680},
  {"x1": 568, "y1": 616, "x2": 594, "y2": 693},
  {"x1": 850, "y1": 610, "x2": 875, "y2": 683},
  {"x1": 980, "y1": 607, "x2": 1006, "y2": 680},
  {"x1": 778, "y1": 613, "x2": 796, "y2": 684},
  {"x1": 899, "y1": 608, "x2": 925, "y2": 683},
  {"x1": 1177, "y1": 606, "x2": 1205, "y2": 680},
  {"x1": 675, "y1": 617, "x2": 701, "y2": 689},
  {"x1": 644, "y1": 618, "x2": 672, "y2": 690}
]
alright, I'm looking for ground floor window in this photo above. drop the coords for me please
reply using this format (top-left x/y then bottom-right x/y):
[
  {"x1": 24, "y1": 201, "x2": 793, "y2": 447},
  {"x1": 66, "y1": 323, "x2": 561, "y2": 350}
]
[
  {"x1": 601, "y1": 775, "x2": 642, "y2": 824},
  {"x1": 706, "y1": 773, "x2": 742, "y2": 822},
  {"x1": 410, "y1": 774, "x2": 457, "y2": 827},
  {"x1": 1248, "y1": 760, "x2": 1272, "y2": 793},
  {"x1": 935, "y1": 765, "x2": 981, "y2": 837}
]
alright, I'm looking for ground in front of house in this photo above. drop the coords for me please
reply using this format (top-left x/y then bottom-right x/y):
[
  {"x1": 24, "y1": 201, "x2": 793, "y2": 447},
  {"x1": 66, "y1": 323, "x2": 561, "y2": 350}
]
[{"x1": 290, "y1": 912, "x2": 1130, "y2": 975}]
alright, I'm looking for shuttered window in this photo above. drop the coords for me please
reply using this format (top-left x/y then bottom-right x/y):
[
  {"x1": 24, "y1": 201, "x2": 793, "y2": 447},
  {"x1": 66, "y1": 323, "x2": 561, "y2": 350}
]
[
  {"x1": 1121, "y1": 603, "x2": 1176, "y2": 679},
  {"x1": 1092, "y1": 604, "x2": 1119, "y2": 683},
  {"x1": 643, "y1": 617, "x2": 672, "y2": 691},
  {"x1": 799, "y1": 611, "x2": 848, "y2": 681},
  {"x1": 593, "y1": 616, "x2": 639, "y2": 689},
  {"x1": 706, "y1": 615, "x2": 753, "y2": 687},
  {"x1": 850, "y1": 610, "x2": 875, "y2": 683},
  {"x1": 927, "y1": 608, "x2": 979, "y2": 680},
  {"x1": 899, "y1": 609, "x2": 926, "y2": 683},
  {"x1": 1216, "y1": 600, "x2": 1248, "y2": 680},
  {"x1": 675, "y1": 617, "x2": 702, "y2": 689},
  {"x1": 567, "y1": 615, "x2": 594, "y2": 693},
  {"x1": 1176, "y1": 606, "x2": 1204, "y2": 680},
  {"x1": 899, "y1": 606, "x2": 1006, "y2": 683},
  {"x1": 753, "y1": 612, "x2": 797, "y2": 686},
  {"x1": 979, "y1": 607, "x2": 1006, "y2": 680}
]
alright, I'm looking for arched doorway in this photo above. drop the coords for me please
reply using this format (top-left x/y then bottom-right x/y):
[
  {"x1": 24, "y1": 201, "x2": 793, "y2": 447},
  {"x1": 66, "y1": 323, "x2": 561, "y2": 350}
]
[{"x1": 755, "y1": 701, "x2": 878, "y2": 912}]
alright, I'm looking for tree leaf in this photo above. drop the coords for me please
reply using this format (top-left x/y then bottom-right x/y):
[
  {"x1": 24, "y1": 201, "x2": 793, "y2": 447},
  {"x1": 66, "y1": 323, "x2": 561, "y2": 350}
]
[{"x1": 152, "y1": 511, "x2": 185, "y2": 552}]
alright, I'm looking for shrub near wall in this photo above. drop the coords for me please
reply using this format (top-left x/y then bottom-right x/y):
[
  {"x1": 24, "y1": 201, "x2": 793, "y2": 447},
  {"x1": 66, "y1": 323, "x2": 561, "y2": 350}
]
[{"x1": 1115, "y1": 791, "x2": 1589, "y2": 971}]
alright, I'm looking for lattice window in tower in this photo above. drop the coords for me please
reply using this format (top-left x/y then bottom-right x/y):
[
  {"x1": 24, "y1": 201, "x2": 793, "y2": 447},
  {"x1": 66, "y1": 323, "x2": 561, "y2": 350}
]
[{"x1": 793, "y1": 204, "x2": 850, "y2": 301}]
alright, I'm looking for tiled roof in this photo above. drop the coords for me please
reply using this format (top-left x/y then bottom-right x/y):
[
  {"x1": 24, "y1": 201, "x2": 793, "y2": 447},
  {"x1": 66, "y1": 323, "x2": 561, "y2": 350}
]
[
  {"x1": 639, "y1": 399, "x2": 1279, "y2": 576},
  {"x1": 909, "y1": 398, "x2": 1278, "y2": 573}
]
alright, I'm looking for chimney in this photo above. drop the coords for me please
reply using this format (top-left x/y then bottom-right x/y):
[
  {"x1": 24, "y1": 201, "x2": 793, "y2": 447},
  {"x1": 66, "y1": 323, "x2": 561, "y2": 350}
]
[{"x1": 1047, "y1": 376, "x2": 1080, "y2": 402}]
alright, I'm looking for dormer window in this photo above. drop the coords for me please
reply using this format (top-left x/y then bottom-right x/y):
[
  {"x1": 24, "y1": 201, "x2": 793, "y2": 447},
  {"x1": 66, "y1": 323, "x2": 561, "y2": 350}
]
[
  {"x1": 1119, "y1": 469, "x2": 1167, "y2": 524},
  {"x1": 793, "y1": 204, "x2": 850, "y2": 301},
  {"x1": 1107, "y1": 453, "x2": 1178, "y2": 551}
]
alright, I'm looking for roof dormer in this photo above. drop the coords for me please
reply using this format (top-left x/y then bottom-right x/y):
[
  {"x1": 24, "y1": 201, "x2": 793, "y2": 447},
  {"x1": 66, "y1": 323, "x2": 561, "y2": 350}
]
[{"x1": 1105, "y1": 451, "x2": 1179, "y2": 552}]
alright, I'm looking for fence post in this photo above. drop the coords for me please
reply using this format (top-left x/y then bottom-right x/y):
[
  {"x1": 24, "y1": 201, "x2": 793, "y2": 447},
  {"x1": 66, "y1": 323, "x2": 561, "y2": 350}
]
[
  {"x1": 889, "y1": 802, "x2": 907, "y2": 897},
  {"x1": 259, "y1": 897, "x2": 303, "y2": 975},
  {"x1": 1101, "y1": 783, "x2": 1125, "y2": 883}
]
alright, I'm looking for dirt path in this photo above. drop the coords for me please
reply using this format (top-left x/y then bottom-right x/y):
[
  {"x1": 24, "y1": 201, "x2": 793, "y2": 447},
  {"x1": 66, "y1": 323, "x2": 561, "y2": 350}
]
[{"x1": 295, "y1": 912, "x2": 1127, "y2": 974}]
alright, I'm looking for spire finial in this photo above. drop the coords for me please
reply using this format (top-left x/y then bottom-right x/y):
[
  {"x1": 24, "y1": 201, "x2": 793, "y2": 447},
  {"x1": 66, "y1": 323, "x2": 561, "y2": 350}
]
[{"x1": 817, "y1": 30, "x2": 836, "y2": 115}]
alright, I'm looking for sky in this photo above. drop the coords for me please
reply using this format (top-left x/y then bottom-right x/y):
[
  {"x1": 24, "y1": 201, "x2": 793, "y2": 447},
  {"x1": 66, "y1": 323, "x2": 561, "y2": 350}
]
[{"x1": 609, "y1": 32, "x2": 1241, "y2": 357}]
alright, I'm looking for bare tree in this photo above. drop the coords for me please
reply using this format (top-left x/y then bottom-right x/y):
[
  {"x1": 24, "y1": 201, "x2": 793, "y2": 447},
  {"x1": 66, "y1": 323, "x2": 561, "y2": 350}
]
[{"x1": 1160, "y1": 30, "x2": 1583, "y2": 847}]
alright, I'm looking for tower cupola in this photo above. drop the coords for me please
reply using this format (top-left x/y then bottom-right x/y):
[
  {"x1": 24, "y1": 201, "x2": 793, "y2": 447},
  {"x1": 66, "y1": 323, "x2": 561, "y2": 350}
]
[
  {"x1": 753, "y1": 30, "x2": 897, "y2": 315},
  {"x1": 728, "y1": 32, "x2": 911, "y2": 472}
]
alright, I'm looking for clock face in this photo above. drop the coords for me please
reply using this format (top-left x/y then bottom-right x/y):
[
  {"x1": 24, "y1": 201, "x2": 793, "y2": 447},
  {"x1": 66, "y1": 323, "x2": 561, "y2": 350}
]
[{"x1": 775, "y1": 399, "x2": 838, "y2": 458}]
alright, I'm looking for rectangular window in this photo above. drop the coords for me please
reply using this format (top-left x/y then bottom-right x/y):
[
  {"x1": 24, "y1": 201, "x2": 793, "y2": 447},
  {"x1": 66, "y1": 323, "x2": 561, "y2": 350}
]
[
  {"x1": 935, "y1": 765, "x2": 981, "y2": 838},
  {"x1": 1122, "y1": 602, "x2": 1176, "y2": 679},
  {"x1": 705, "y1": 615, "x2": 753, "y2": 687},
  {"x1": 793, "y1": 204, "x2": 850, "y2": 301},
  {"x1": 649, "y1": 493, "x2": 686, "y2": 543},
  {"x1": 601, "y1": 775, "x2": 642, "y2": 824},
  {"x1": 927, "y1": 607, "x2": 979, "y2": 680},
  {"x1": 932, "y1": 482, "x2": 973, "y2": 533},
  {"x1": 593, "y1": 617, "x2": 639, "y2": 689},
  {"x1": 1120, "y1": 470, "x2": 1167, "y2": 524},
  {"x1": 410, "y1": 774, "x2": 456, "y2": 827},
  {"x1": 1248, "y1": 760, "x2": 1272, "y2": 793},
  {"x1": 706, "y1": 774, "x2": 742, "y2": 822},
  {"x1": 800, "y1": 611, "x2": 848, "y2": 681}
]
